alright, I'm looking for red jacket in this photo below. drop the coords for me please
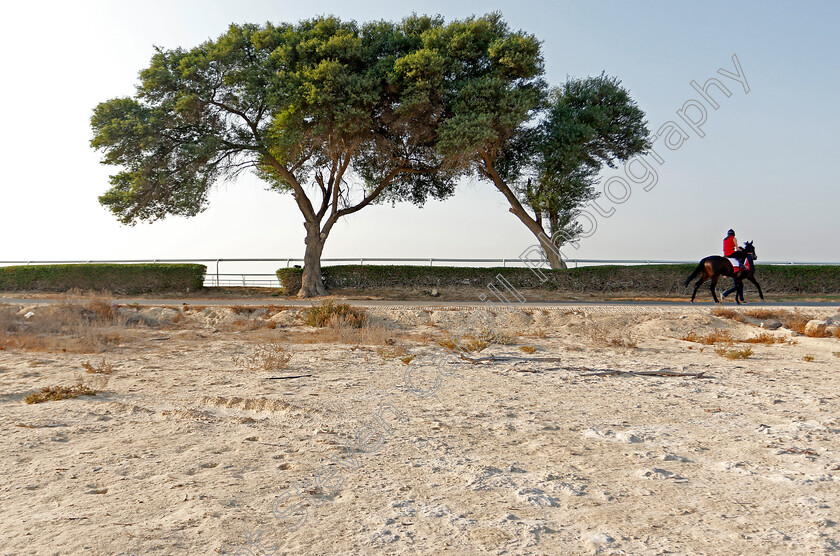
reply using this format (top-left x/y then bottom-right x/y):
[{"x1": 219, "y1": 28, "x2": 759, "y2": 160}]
[{"x1": 723, "y1": 235, "x2": 737, "y2": 256}]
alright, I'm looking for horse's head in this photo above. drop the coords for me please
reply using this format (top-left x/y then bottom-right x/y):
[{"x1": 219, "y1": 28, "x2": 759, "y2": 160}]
[{"x1": 744, "y1": 240, "x2": 757, "y2": 260}]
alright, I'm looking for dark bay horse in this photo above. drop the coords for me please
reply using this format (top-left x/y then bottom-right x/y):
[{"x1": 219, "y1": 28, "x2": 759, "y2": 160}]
[{"x1": 684, "y1": 241, "x2": 765, "y2": 303}]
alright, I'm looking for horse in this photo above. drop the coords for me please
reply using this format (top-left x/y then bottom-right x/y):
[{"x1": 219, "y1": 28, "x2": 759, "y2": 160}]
[{"x1": 684, "y1": 241, "x2": 765, "y2": 304}]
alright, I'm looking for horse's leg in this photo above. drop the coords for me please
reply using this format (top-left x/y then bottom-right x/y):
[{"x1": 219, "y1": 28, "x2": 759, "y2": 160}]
[
  {"x1": 735, "y1": 279, "x2": 744, "y2": 304},
  {"x1": 691, "y1": 276, "x2": 707, "y2": 303},
  {"x1": 710, "y1": 276, "x2": 720, "y2": 303},
  {"x1": 746, "y1": 274, "x2": 765, "y2": 301}
]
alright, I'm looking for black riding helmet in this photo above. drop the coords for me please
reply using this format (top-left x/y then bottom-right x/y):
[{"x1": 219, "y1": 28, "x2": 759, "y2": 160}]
[{"x1": 727, "y1": 229, "x2": 735, "y2": 236}]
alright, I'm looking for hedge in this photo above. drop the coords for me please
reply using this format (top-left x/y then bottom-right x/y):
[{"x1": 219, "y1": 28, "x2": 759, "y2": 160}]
[
  {"x1": 0, "y1": 264, "x2": 206, "y2": 294},
  {"x1": 277, "y1": 264, "x2": 840, "y2": 296}
]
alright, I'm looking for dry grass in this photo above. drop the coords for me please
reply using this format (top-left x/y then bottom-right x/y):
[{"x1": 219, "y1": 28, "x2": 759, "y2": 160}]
[
  {"x1": 231, "y1": 342, "x2": 291, "y2": 371},
  {"x1": 519, "y1": 345, "x2": 537, "y2": 354},
  {"x1": 82, "y1": 358, "x2": 114, "y2": 374},
  {"x1": 399, "y1": 354, "x2": 416, "y2": 365},
  {"x1": 681, "y1": 330, "x2": 733, "y2": 345},
  {"x1": 714, "y1": 347, "x2": 754, "y2": 359},
  {"x1": 288, "y1": 322, "x2": 395, "y2": 346},
  {"x1": 584, "y1": 324, "x2": 637, "y2": 348},
  {"x1": 377, "y1": 345, "x2": 408, "y2": 360},
  {"x1": 230, "y1": 318, "x2": 277, "y2": 331},
  {"x1": 0, "y1": 300, "x2": 128, "y2": 353},
  {"x1": 832, "y1": 352, "x2": 840, "y2": 358},
  {"x1": 802, "y1": 355, "x2": 815, "y2": 362},
  {"x1": 303, "y1": 301, "x2": 367, "y2": 328},
  {"x1": 742, "y1": 333, "x2": 786, "y2": 345},
  {"x1": 714, "y1": 307, "x2": 824, "y2": 336},
  {"x1": 495, "y1": 333, "x2": 519, "y2": 346},
  {"x1": 523, "y1": 329, "x2": 548, "y2": 339},
  {"x1": 712, "y1": 308, "x2": 745, "y2": 322},
  {"x1": 24, "y1": 382, "x2": 99, "y2": 404},
  {"x1": 438, "y1": 336, "x2": 490, "y2": 354}
]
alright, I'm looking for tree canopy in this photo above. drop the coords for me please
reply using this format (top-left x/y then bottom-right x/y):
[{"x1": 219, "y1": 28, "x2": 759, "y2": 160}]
[
  {"x1": 92, "y1": 15, "x2": 465, "y2": 295},
  {"x1": 91, "y1": 12, "x2": 650, "y2": 288}
]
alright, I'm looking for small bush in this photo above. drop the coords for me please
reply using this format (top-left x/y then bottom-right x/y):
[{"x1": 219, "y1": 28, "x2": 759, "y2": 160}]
[
  {"x1": 377, "y1": 346, "x2": 408, "y2": 360},
  {"x1": 496, "y1": 333, "x2": 519, "y2": 346},
  {"x1": 832, "y1": 352, "x2": 840, "y2": 358},
  {"x1": 585, "y1": 324, "x2": 637, "y2": 348},
  {"x1": 302, "y1": 301, "x2": 367, "y2": 328},
  {"x1": 712, "y1": 308, "x2": 745, "y2": 322},
  {"x1": 681, "y1": 330, "x2": 733, "y2": 345},
  {"x1": 25, "y1": 383, "x2": 99, "y2": 404},
  {"x1": 802, "y1": 355, "x2": 815, "y2": 362},
  {"x1": 232, "y1": 342, "x2": 291, "y2": 371},
  {"x1": 520, "y1": 345, "x2": 537, "y2": 354},
  {"x1": 82, "y1": 359, "x2": 114, "y2": 374},
  {"x1": 743, "y1": 333, "x2": 785, "y2": 345},
  {"x1": 714, "y1": 347, "x2": 753, "y2": 359},
  {"x1": 439, "y1": 335, "x2": 489, "y2": 354}
]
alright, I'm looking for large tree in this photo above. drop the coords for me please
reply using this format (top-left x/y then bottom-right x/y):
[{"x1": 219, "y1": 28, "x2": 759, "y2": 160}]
[{"x1": 91, "y1": 16, "x2": 459, "y2": 297}]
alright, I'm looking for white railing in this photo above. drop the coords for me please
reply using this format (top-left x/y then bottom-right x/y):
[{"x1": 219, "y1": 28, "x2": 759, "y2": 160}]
[{"x1": 1, "y1": 258, "x2": 837, "y2": 288}]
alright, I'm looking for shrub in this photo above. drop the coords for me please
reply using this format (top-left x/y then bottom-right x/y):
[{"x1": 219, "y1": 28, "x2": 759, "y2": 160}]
[
  {"x1": 82, "y1": 359, "x2": 114, "y2": 374},
  {"x1": 681, "y1": 330, "x2": 733, "y2": 345},
  {"x1": 520, "y1": 345, "x2": 537, "y2": 354},
  {"x1": 802, "y1": 355, "x2": 815, "y2": 362},
  {"x1": 743, "y1": 333, "x2": 785, "y2": 344},
  {"x1": 25, "y1": 383, "x2": 99, "y2": 404},
  {"x1": 231, "y1": 342, "x2": 291, "y2": 371},
  {"x1": 302, "y1": 301, "x2": 367, "y2": 328},
  {"x1": 0, "y1": 264, "x2": 205, "y2": 294},
  {"x1": 714, "y1": 347, "x2": 753, "y2": 359}
]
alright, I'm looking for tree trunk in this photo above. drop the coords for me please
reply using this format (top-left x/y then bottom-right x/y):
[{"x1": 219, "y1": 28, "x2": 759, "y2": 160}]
[
  {"x1": 298, "y1": 227, "x2": 328, "y2": 298},
  {"x1": 546, "y1": 213, "x2": 569, "y2": 270},
  {"x1": 544, "y1": 246, "x2": 568, "y2": 270},
  {"x1": 479, "y1": 153, "x2": 568, "y2": 270}
]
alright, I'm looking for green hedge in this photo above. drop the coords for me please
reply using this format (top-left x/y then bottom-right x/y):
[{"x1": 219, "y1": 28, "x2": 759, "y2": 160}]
[
  {"x1": 0, "y1": 264, "x2": 206, "y2": 294},
  {"x1": 277, "y1": 264, "x2": 840, "y2": 296}
]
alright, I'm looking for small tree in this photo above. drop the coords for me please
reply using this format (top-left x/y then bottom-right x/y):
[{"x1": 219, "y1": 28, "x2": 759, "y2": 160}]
[
  {"x1": 525, "y1": 75, "x2": 650, "y2": 266},
  {"x1": 427, "y1": 19, "x2": 650, "y2": 269},
  {"x1": 91, "y1": 16, "x2": 458, "y2": 296}
]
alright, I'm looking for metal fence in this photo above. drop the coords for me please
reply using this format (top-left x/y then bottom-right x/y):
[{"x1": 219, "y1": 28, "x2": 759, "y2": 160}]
[{"x1": 1, "y1": 257, "x2": 837, "y2": 288}]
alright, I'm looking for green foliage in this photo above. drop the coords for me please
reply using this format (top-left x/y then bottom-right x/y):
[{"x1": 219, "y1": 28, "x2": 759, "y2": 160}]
[
  {"x1": 522, "y1": 75, "x2": 650, "y2": 245},
  {"x1": 90, "y1": 15, "x2": 471, "y2": 226},
  {"x1": 278, "y1": 264, "x2": 840, "y2": 295},
  {"x1": 0, "y1": 264, "x2": 205, "y2": 294}
]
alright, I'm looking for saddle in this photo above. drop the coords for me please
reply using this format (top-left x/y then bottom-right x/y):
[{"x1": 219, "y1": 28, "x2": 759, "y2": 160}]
[{"x1": 728, "y1": 255, "x2": 751, "y2": 272}]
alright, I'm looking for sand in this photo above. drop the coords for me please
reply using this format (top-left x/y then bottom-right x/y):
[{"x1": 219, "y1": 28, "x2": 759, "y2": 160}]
[{"x1": 1, "y1": 303, "x2": 840, "y2": 555}]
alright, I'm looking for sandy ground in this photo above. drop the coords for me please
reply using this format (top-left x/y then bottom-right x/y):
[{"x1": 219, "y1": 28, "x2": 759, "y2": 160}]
[{"x1": 2, "y1": 303, "x2": 840, "y2": 555}]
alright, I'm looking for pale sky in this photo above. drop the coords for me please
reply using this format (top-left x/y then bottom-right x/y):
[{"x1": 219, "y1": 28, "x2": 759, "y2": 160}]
[{"x1": 1, "y1": 0, "x2": 838, "y2": 267}]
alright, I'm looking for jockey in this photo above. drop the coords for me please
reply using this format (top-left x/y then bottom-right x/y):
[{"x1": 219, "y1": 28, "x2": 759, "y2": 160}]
[
  {"x1": 722, "y1": 229, "x2": 746, "y2": 302},
  {"x1": 723, "y1": 229, "x2": 739, "y2": 257}
]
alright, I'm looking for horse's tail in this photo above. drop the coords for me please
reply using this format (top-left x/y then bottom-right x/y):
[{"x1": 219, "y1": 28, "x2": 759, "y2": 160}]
[{"x1": 684, "y1": 261, "x2": 704, "y2": 286}]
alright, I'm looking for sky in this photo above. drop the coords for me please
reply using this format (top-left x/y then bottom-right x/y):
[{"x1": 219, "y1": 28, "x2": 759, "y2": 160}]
[{"x1": 1, "y1": 0, "x2": 838, "y2": 270}]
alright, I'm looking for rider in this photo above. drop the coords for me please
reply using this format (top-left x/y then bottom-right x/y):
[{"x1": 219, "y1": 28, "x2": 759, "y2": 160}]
[{"x1": 722, "y1": 229, "x2": 746, "y2": 302}]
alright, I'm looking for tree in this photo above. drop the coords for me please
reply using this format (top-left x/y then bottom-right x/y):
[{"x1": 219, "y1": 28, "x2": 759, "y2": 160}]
[
  {"x1": 521, "y1": 75, "x2": 651, "y2": 267},
  {"x1": 426, "y1": 17, "x2": 650, "y2": 268},
  {"x1": 91, "y1": 16, "x2": 458, "y2": 297}
]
